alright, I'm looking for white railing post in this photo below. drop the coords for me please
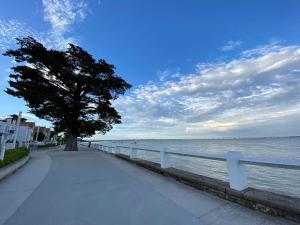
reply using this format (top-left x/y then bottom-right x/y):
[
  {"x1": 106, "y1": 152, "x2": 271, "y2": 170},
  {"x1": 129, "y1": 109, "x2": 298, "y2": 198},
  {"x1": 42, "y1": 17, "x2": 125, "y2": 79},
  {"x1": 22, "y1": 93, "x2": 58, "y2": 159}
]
[
  {"x1": 114, "y1": 146, "x2": 120, "y2": 154},
  {"x1": 130, "y1": 146, "x2": 137, "y2": 159},
  {"x1": 160, "y1": 148, "x2": 171, "y2": 168},
  {"x1": 226, "y1": 151, "x2": 247, "y2": 191}
]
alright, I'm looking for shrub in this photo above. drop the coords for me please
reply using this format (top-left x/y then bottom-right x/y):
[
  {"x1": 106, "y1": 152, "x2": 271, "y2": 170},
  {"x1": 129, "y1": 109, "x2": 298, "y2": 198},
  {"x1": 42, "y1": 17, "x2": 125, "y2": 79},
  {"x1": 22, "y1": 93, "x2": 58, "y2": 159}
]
[
  {"x1": 39, "y1": 143, "x2": 57, "y2": 148},
  {"x1": 0, "y1": 147, "x2": 29, "y2": 168}
]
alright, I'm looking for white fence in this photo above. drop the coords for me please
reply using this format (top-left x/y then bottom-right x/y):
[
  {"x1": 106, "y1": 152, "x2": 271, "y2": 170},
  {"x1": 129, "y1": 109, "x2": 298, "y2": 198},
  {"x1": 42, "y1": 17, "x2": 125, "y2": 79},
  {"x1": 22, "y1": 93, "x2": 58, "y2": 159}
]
[{"x1": 82, "y1": 142, "x2": 300, "y2": 191}]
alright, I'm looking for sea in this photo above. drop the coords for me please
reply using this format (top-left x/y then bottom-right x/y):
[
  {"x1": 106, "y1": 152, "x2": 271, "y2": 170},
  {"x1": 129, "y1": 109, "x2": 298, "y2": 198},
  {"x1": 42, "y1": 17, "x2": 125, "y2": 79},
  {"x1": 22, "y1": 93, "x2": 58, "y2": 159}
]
[{"x1": 92, "y1": 137, "x2": 300, "y2": 198}]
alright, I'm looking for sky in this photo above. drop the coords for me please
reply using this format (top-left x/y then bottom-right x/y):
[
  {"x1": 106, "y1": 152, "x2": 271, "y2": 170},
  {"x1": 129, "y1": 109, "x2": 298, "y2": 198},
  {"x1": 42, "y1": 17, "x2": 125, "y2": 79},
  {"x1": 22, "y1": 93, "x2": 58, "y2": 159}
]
[{"x1": 0, "y1": 0, "x2": 300, "y2": 139}]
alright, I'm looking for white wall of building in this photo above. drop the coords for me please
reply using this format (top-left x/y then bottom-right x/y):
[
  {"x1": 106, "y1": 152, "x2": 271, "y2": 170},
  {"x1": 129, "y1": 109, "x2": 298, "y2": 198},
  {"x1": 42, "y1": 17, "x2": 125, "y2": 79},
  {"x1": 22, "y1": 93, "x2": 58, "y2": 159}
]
[
  {"x1": 17, "y1": 126, "x2": 34, "y2": 148},
  {"x1": 0, "y1": 121, "x2": 16, "y2": 151}
]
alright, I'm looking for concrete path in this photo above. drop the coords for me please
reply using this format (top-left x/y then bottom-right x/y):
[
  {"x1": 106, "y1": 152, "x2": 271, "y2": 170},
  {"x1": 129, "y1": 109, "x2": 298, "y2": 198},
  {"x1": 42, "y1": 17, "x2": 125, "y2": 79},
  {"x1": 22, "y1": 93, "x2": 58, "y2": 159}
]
[
  {"x1": 0, "y1": 146, "x2": 297, "y2": 225},
  {"x1": 0, "y1": 150, "x2": 52, "y2": 225}
]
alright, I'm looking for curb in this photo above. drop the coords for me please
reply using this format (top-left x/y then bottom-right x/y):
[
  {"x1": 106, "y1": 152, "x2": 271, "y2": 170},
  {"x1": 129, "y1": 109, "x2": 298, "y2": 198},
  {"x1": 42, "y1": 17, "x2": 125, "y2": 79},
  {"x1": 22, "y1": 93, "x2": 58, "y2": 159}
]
[{"x1": 0, "y1": 155, "x2": 31, "y2": 181}]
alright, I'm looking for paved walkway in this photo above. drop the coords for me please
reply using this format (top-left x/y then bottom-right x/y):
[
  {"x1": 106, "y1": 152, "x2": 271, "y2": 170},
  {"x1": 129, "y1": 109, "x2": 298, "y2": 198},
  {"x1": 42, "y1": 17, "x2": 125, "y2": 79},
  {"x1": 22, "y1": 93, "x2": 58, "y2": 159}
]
[{"x1": 0, "y1": 146, "x2": 297, "y2": 225}]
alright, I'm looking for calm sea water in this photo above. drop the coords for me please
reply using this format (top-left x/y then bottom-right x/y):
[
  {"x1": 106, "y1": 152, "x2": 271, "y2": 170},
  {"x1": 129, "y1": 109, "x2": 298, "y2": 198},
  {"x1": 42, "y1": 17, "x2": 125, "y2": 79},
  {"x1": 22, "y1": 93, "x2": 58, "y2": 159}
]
[{"x1": 93, "y1": 137, "x2": 300, "y2": 198}]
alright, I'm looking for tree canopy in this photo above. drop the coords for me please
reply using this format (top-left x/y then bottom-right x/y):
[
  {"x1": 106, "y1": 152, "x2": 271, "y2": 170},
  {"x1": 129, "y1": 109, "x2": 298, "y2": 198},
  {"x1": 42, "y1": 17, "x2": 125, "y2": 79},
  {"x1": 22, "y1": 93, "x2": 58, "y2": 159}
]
[{"x1": 4, "y1": 37, "x2": 131, "y2": 150}]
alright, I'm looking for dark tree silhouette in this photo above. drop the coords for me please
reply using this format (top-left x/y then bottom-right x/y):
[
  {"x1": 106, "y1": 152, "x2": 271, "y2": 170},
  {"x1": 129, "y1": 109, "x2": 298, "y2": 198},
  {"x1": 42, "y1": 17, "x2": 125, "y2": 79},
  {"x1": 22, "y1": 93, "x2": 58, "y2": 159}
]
[
  {"x1": 4, "y1": 37, "x2": 131, "y2": 151},
  {"x1": 35, "y1": 132, "x2": 45, "y2": 142},
  {"x1": 9, "y1": 114, "x2": 27, "y2": 122}
]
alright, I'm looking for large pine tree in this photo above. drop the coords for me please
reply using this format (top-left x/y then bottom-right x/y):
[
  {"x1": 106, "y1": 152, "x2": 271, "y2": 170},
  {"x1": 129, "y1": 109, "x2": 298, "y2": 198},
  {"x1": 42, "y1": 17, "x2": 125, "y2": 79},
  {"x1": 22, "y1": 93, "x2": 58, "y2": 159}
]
[{"x1": 4, "y1": 37, "x2": 131, "y2": 151}]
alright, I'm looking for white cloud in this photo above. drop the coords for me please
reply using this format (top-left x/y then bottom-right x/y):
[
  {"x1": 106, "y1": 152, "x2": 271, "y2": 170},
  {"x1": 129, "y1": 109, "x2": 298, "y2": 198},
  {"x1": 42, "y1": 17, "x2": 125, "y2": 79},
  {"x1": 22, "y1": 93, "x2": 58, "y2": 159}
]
[
  {"x1": 0, "y1": 19, "x2": 78, "y2": 50},
  {"x1": 220, "y1": 40, "x2": 242, "y2": 52},
  {"x1": 157, "y1": 68, "x2": 181, "y2": 82},
  {"x1": 104, "y1": 43, "x2": 300, "y2": 139},
  {"x1": 0, "y1": 0, "x2": 90, "y2": 50},
  {"x1": 186, "y1": 103, "x2": 300, "y2": 134},
  {"x1": 22, "y1": 113, "x2": 39, "y2": 120},
  {"x1": 42, "y1": 0, "x2": 88, "y2": 32},
  {"x1": 0, "y1": 20, "x2": 35, "y2": 50}
]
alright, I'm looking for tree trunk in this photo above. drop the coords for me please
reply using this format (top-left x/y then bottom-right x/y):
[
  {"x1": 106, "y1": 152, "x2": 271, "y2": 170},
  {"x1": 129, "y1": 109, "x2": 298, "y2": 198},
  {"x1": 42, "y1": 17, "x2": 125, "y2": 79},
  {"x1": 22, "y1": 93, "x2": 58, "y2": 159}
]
[{"x1": 65, "y1": 134, "x2": 78, "y2": 151}]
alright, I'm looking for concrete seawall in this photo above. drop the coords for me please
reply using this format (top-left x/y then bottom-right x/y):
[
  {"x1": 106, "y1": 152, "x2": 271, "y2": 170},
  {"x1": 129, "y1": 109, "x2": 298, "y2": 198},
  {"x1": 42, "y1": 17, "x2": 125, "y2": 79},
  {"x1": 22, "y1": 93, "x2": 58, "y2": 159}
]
[{"x1": 115, "y1": 153, "x2": 300, "y2": 223}]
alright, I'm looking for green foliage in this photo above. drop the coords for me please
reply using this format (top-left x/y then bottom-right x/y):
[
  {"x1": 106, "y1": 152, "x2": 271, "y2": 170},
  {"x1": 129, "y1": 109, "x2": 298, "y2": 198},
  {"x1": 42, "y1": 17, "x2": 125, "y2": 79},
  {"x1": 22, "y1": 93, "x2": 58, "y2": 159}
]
[
  {"x1": 0, "y1": 148, "x2": 29, "y2": 168},
  {"x1": 4, "y1": 37, "x2": 131, "y2": 140},
  {"x1": 39, "y1": 143, "x2": 57, "y2": 148},
  {"x1": 34, "y1": 132, "x2": 45, "y2": 141},
  {"x1": 50, "y1": 131, "x2": 56, "y2": 139}
]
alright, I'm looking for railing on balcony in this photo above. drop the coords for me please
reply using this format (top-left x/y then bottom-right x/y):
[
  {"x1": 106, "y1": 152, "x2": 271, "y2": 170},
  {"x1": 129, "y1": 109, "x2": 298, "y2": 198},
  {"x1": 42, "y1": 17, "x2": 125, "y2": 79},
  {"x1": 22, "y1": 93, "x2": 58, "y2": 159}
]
[{"x1": 81, "y1": 142, "x2": 300, "y2": 191}]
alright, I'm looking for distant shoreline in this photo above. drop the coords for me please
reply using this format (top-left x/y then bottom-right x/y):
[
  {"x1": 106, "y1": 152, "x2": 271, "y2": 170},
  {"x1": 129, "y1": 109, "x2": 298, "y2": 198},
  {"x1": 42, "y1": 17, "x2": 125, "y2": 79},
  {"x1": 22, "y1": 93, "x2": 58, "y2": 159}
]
[{"x1": 84, "y1": 136, "x2": 300, "y2": 142}]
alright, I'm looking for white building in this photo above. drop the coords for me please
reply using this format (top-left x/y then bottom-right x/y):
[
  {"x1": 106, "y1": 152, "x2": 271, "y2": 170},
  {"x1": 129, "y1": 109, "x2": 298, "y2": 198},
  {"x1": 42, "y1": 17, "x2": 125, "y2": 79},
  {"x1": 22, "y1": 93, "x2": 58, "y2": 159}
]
[
  {"x1": 0, "y1": 120, "x2": 17, "y2": 159},
  {"x1": 16, "y1": 125, "x2": 34, "y2": 148},
  {"x1": 0, "y1": 118, "x2": 36, "y2": 150},
  {"x1": 0, "y1": 121, "x2": 15, "y2": 139},
  {"x1": 0, "y1": 114, "x2": 54, "y2": 158}
]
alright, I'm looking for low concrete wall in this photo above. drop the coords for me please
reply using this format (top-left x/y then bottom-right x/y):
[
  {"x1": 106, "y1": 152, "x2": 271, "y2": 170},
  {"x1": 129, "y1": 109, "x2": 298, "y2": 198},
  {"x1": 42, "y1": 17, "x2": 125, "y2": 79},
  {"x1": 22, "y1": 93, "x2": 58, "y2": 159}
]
[
  {"x1": 0, "y1": 155, "x2": 30, "y2": 181},
  {"x1": 115, "y1": 153, "x2": 300, "y2": 223}
]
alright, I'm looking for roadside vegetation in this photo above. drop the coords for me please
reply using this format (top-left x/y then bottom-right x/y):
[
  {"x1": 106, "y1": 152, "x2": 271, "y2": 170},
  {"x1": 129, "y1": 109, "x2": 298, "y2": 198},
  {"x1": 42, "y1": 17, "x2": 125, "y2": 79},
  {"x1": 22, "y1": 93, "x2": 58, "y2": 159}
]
[
  {"x1": 0, "y1": 148, "x2": 29, "y2": 168},
  {"x1": 38, "y1": 143, "x2": 58, "y2": 149}
]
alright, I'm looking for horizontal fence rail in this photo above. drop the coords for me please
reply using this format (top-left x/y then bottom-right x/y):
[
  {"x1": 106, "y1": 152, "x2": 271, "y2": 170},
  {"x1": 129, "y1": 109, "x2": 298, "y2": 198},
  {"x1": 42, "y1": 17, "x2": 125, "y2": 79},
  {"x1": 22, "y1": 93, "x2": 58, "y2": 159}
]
[{"x1": 81, "y1": 142, "x2": 300, "y2": 191}]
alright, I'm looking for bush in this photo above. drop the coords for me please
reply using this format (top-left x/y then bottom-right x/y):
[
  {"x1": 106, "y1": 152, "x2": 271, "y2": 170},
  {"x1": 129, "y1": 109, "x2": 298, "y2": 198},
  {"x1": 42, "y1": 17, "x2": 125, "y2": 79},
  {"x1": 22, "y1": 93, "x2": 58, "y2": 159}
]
[
  {"x1": 39, "y1": 143, "x2": 57, "y2": 148},
  {"x1": 0, "y1": 147, "x2": 29, "y2": 168}
]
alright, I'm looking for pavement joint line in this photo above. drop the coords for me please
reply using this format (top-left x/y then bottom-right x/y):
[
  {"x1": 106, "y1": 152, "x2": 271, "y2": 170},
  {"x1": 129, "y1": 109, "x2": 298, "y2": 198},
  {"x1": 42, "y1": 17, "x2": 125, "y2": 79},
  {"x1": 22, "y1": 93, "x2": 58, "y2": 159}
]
[{"x1": 197, "y1": 202, "x2": 231, "y2": 219}]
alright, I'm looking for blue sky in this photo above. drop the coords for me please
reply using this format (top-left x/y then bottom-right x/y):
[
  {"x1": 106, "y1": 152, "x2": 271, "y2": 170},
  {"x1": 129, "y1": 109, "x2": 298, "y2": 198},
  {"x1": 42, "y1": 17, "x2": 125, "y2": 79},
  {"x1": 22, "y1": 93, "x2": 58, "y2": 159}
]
[{"x1": 1, "y1": 0, "x2": 300, "y2": 139}]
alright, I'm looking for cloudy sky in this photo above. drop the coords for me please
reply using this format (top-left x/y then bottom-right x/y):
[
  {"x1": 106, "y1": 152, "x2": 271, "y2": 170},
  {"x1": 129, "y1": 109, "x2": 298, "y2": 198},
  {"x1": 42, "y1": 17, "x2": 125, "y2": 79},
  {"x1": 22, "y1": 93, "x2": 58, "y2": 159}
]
[{"x1": 0, "y1": 0, "x2": 300, "y2": 139}]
